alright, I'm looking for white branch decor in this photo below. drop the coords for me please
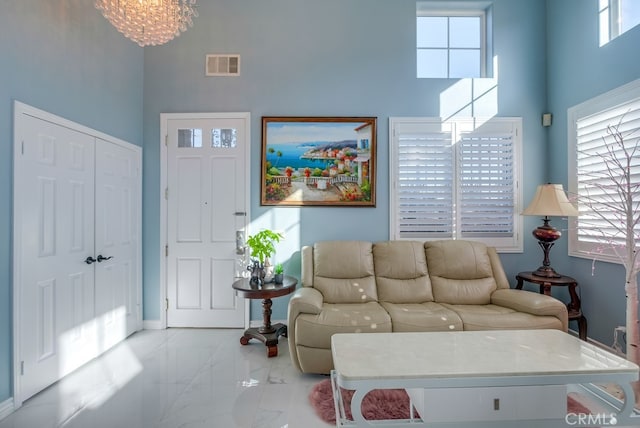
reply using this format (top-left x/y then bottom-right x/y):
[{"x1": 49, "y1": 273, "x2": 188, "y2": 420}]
[
  {"x1": 575, "y1": 117, "x2": 640, "y2": 402},
  {"x1": 95, "y1": 0, "x2": 198, "y2": 47}
]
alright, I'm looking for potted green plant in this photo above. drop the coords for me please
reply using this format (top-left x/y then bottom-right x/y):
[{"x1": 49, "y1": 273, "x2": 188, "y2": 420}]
[
  {"x1": 246, "y1": 229, "x2": 283, "y2": 284},
  {"x1": 273, "y1": 263, "x2": 284, "y2": 284}
]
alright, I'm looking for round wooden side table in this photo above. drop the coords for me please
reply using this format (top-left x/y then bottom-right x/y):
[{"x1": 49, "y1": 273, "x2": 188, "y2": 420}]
[
  {"x1": 515, "y1": 271, "x2": 588, "y2": 340},
  {"x1": 232, "y1": 275, "x2": 297, "y2": 357}
]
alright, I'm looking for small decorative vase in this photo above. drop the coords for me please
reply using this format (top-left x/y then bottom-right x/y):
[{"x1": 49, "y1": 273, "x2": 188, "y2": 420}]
[
  {"x1": 248, "y1": 260, "x2": 265, "y2": 285},
  {"x1": 264, "y1": 259, "x2": 274, "y2": 283}
]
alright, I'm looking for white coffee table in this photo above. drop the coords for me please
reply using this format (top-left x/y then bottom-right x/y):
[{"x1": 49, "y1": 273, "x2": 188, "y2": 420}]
[{"x1": 330, "y1": 330, "x2": 639, "y2": 427}]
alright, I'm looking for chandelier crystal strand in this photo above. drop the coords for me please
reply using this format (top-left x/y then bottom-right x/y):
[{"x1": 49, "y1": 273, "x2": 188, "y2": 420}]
[{"x1": 95, "y1": 0, "x2": 198, "y2": 47}]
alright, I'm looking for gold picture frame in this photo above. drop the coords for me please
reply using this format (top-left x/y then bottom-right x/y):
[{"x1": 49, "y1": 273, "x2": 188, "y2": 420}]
[{"x1": 261, "y1": 116, "x2": 377, "y2": 207}]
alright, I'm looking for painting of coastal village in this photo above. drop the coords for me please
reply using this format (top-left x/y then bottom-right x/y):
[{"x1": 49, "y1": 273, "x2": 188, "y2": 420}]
[{"x1": 261, "y1": 117, "x2": 376, "y2": 206}]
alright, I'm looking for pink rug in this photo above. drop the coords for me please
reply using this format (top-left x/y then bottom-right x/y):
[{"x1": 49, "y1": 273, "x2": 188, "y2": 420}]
[{"x1": 309, "y1": 379, "x2": 593, "y2": 424}]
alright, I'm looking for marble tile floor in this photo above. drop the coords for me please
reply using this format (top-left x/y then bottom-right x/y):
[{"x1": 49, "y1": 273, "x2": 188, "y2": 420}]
[{"x1": 0, "y1": 328, "x2": 330, "y2": 428}]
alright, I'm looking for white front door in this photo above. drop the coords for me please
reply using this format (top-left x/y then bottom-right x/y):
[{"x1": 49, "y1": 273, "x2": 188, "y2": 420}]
[
  {"x1": 15, "y1": 114, "x2": 97, "y2": 402},
  {"x1": 94, "y1": 138, "x2": 141, "y2": 349},
  {"x1": 165, "y1": 114, "x2": 249, "y2": 327}
]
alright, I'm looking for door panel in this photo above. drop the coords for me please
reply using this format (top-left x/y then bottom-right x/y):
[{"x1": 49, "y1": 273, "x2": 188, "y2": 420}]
[
  {"x1": 210, "y1": 157, "x2": 237, "y2": 241},
  {"x1": 211, "y1": 258, "x2": 237, "y2": 309},
  {"x1": 176, "y1": 258, "x2": 202, "y2": 309},
  {"x1": 95, "y1": 138, "x2": 141, "y2": 348},
  {"x1": 166, "y1": 116, "x2": 248, "y2": 327},
  {"x1": 16, "y1": 115, "x2": 96, "y2": 402},
  {"x1": 176, "y1": 157, "x2": 203, "y2": 242}
]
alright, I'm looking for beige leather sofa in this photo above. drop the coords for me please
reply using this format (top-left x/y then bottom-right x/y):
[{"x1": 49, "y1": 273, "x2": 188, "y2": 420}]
[{"x1": 287, "y1": 240, "x2": 568, "y2": 374}]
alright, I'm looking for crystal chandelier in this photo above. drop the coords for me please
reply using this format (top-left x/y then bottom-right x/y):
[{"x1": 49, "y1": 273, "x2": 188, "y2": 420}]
[{"x1": 95, "y1": 0, "x2": 198, "y2": 47}]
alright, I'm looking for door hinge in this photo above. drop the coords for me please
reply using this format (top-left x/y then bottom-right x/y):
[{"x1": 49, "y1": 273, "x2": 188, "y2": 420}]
[
  {"x1": 165, "y1": 298, "x2": 169, "y2": 311},
  {"x1": 165, "y1": 188, "x2": 169, "y2": 200},
  {"x1": 20, "y1": 361, "x2": 24, "y2": 376},
  {"x1": 165, "y1": 134, "x2": 168, "y2": 147},
  {"x1": 165, "y1": 245, "x2": 169, "y2": 257},
  {"x1": 21, "y1": 141, "x2": 25, "y2": 155}
]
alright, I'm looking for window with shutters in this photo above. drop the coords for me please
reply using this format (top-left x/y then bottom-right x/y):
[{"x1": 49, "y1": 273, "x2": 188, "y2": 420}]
[
  {"x1": 389, "y1": 117, "x2": 523, "y2": 252},
  {"x1": 568, "y1": 79, "x2": 640, "y2": 262}
]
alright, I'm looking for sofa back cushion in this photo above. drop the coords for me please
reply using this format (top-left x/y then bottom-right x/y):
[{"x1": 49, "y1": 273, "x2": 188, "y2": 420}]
[
  {"x1": 425, "y1": 240, "x2": 497, "y2": 305},
  {"x1": 373, "y1": 241, "x2": 434, "y2": 303},
  {"x1": 313, "y1": 241, "x2": 378, "y2": 303}
]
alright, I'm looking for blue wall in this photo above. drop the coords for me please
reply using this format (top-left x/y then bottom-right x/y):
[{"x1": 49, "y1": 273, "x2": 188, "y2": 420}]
[
  {"x1": 546, "y1": 0, "x2": 640, "y2": 344},
  {"x1": 0, "y1": 0, "x2": 143, "y2": 404},
  {"x1": 142, "y1": 0, "x2": 549, "y2": 321}
]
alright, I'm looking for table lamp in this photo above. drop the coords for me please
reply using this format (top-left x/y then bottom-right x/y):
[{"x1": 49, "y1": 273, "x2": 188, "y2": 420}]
[{"x1": 522, "y1": 184, "x2": 579, "y2": 278}]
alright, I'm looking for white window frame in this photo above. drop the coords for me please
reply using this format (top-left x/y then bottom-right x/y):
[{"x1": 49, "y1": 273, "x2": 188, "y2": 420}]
[
  {"x1": 389, "y1": 117, "x2": 523, "y2": 252},
  {"x1": 416, "y1": 1, "x2": 491, "y2": 79},
  {"x1": 568, "y1": 79, "x2": 640, "y2": 263},
  {"x1": 599, "y1": 0, "x2": 640, "y2": 46}
]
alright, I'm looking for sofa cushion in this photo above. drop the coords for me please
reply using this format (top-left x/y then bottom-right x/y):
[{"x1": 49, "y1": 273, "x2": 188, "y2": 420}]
[
  {"x1": 294, "y1": 302, "x2": 392, "y2": 349},
  {"x1": 425, "y1": 240, "x2": 497, "y2": 304},
  {"x1": 313, "y1": 241, "x2": 378, "y2": 303},
  {"x1": 380, "y1": 302, "x2": 463, "y2": 332},
  {"x1": 441, "y1": 303, "x2": 565, "y2": 331},
  {"x1": 374, "y1": 241, "x2": 434, "y2": 303}
]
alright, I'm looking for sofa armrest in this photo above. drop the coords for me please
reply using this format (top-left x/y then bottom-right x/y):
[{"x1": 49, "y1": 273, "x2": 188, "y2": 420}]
[
  {"x1": 491, "y1": 288, "x2": 568, "y2": 332},
  {"x1": 288, "y1": 287, "x2": 323, "y2": 316},
  {"x1": 287, "y1": 287, "x2": 324, "y2": 372}
]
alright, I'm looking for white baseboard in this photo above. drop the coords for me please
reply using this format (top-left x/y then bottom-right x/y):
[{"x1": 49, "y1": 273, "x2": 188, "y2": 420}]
[
  {"x1": 568, "y1": 328, "x2": 625, "y2": 358},
  {"x1": 0, "y1": 398, "x2": 14, "y2": 421},
  {"x1": 143, "y1": 319, "x2": 274, "y2": 330},
  {"x1": 143, "y1": 320, "x2": 164, "y2": 330}
]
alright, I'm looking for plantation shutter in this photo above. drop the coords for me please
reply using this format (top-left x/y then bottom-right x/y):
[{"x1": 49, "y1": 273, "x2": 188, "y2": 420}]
[
  {"x1": 390, "y1": 117, "x2": 522, "y2": 251},
  {"x1": 574, "y1": 98, "x2": 640, "y2": 248},
  {"x1": 394, "y1": 121, "x2": 454, "y2": 239},
  {"x1": 458, "y1": 127, "x2": 515, "y2": 238}
]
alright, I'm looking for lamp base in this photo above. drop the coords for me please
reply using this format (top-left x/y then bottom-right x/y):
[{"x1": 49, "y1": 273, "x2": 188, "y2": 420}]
[
  {"x1": 531, "y1": 265, "x2": 561, "y2": 278},
  {"x1": 530, "y1": 217, "x2": 562, "y2": 278}
]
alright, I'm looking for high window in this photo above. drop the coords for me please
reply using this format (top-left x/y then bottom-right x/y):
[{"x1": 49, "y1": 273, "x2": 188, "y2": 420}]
[
  {"x1": 389, "y1": 117, "x2": 522, "y2": 252},
  {"x1": 568, "y1": 80, "x2": 640, "y2": 262},
  {"x1": 599, "y1": 0, "x2": 640, "y2": 46},
  {"x1": 416, "y1": 2, "x2": 491, "y2": 79}
]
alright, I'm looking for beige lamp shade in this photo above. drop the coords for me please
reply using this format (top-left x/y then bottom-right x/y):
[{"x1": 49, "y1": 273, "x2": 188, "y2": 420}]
[{"x1": 522, "y1": 184, "x2": 579, "y2": 217}]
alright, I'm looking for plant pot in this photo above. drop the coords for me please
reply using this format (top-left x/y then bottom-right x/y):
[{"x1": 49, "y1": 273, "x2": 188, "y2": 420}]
[{"x1": 274, "y1": 273, "x2": 284, "y2": 284}]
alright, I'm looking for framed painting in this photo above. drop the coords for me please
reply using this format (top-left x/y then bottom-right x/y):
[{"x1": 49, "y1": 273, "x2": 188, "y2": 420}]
[{"x1": 261, "y1": 117, "x2": 377, "y2": 206}]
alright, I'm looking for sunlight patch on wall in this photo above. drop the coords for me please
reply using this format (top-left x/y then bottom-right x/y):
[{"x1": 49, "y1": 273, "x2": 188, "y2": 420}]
[
  {"x1": 250, "y1": 208, "x2": 301, "y2": 266},
  {"x1": 440, "y1": 56, "x2": 498, "y2": 121}
]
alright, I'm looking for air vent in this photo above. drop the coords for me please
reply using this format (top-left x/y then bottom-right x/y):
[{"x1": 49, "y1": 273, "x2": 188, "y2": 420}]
[{"x1": 206, "y1": 54, "x2": 240, "y2": 76}]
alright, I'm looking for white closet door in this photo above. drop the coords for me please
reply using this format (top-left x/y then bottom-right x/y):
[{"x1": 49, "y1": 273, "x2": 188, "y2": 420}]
[
  {"x1": 94, "y1": 138, "x2": 141, "y2": 350},
  {"x1": 13, "y1": 103, "x2": 142, "y2": 407},
  {"x1": 15, "y1": 114, "x2": 97, "y2": 402}
]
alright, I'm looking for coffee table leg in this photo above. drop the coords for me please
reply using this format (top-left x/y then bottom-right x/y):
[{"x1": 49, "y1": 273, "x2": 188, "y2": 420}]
[
  {"x1": 579, "y1": 382, "x2": 637, "y2": 426},
  {"x1": 618, "y1": 382, "x2": 636, "y2": 422},
  {"x1": 350, "y1": 388, "x2": 371, "y2": 425}
]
